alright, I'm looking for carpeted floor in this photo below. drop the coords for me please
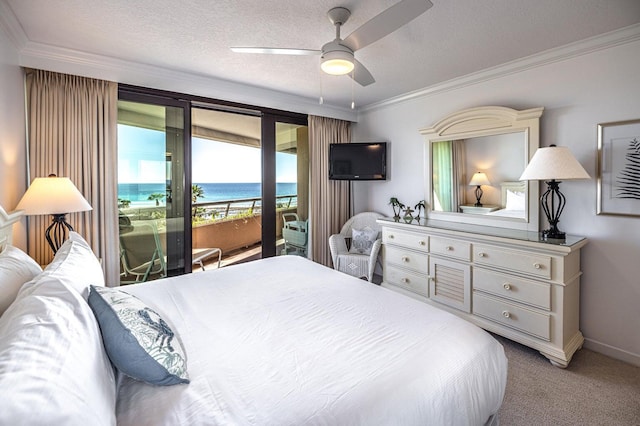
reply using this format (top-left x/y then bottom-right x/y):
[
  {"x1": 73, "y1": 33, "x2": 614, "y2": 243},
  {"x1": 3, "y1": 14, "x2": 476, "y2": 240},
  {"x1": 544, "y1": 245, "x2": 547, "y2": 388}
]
[{"x1": 496, "y1": 335, "x2": 640, "y2": 425}]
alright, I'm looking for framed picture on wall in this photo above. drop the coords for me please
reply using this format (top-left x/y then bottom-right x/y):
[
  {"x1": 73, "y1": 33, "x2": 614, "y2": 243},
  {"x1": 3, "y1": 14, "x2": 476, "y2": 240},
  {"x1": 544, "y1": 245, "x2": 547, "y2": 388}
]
[{"x1": 597, "y1": 118, "x2": 640, "y2": 216}]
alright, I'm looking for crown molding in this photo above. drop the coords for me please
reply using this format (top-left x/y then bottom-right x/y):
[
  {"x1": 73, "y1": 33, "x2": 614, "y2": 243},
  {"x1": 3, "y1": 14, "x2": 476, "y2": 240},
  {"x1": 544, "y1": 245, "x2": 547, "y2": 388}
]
[
  {"x1": 360, "y1": 23, "x2": 640, "y2": 114},
  {"x1": 0, "y1": 1, "x2": 28, "y2": 49},
  {"x1": 17, "y1": 41, "x2": 357, "y2": 122}
]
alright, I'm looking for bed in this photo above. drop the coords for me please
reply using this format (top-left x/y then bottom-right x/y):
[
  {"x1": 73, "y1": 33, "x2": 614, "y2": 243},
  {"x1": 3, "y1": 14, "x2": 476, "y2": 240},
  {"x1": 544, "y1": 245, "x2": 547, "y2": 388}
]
[
  {"x1": 0, "y1": 206, "x2": 507, "y2": 425},
  {"x1": 486, "y1": 181, "x2": 527, "y2": 218}
]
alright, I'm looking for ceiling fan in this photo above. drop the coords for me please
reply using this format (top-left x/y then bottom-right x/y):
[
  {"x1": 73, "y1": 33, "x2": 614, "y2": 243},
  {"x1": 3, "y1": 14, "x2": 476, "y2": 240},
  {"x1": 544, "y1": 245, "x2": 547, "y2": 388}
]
[{"x1": 231, "y1": 0, "x2": 434, "y2": 87}]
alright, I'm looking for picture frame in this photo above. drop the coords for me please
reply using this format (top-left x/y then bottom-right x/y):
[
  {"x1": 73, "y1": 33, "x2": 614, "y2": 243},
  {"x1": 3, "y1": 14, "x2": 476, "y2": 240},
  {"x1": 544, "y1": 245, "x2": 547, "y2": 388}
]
[{"x1": 597, "y1": 118, "x2": 640, "y2": 216}]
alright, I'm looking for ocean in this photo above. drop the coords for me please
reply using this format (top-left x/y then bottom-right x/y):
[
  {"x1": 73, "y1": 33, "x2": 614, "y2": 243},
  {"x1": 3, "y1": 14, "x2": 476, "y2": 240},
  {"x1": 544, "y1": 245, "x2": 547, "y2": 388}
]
[{"x1": 118, "y1": 182, "x2": 297, "y2": 204}]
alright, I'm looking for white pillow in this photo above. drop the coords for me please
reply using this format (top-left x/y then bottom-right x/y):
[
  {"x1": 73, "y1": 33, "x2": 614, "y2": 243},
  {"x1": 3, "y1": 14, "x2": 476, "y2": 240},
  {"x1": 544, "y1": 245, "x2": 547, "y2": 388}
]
[
  {"x1": 0, "y1": 246, "x2": 42, "y2": 316},
  {"x1": 0, "y1": 276, "x2": 116, "y2": 425},
  {"x1": 28, "y1": 231, "x2": 104, "y2": 300},
  {"x1": 349, "y1": 228, "x2": 378, "y2": 255},
  {"x1": 505, "y1": 189, "x2": 526, "y2": 211}
]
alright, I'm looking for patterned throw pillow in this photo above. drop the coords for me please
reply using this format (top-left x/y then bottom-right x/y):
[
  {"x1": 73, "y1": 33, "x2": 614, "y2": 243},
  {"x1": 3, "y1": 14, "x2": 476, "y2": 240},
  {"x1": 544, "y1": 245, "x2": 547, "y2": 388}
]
[
  {"x1": 88, "y1": 285, "x2": 189, "y2": 386},
  {"x1": 348, "y1": 228, "x2": 378, "y2": 255}
]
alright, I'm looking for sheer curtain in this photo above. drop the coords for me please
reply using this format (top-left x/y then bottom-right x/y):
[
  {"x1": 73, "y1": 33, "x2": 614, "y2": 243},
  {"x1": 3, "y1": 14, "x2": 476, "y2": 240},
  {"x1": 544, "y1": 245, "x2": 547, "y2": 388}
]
[
  {"x1": 309, "y1": 115, "x2": 351, "y2": 267},
  {"x1": 432, "y1": 140, "x2": 466, "y2": 211},
  {"x1": 25, "y1": 69, "x2": 119, "y2": 284}
]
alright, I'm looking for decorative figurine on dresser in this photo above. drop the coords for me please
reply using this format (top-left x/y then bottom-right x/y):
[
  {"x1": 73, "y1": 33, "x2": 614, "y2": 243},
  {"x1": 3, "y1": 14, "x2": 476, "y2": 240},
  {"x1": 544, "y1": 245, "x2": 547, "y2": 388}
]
[{"x1": 378, "y1": 106, "x2": 588, "y2": 367}]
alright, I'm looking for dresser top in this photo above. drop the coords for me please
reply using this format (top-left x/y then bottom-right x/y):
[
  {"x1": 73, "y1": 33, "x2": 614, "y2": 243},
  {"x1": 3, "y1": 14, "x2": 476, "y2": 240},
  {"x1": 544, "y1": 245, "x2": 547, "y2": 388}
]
[{"x1": 378, "y1": 217, "x2": 587, "y2": 249}]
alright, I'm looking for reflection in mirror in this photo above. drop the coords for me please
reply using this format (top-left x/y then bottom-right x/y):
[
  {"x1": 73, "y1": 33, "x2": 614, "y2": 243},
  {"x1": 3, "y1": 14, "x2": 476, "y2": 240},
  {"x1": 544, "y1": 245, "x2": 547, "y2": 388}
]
[
  {"x1": 432, "y1": 132, "x2": 526, "y2": 218},
  {"x1": 420, "y1": 106, "x2": 543, "y2": 233}
]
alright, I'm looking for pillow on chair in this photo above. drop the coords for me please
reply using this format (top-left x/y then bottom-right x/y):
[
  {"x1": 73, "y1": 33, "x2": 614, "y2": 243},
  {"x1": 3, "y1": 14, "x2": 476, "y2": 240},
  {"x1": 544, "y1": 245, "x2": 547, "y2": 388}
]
[{"x1": 349, "y1": 228, "x2": 378, "y2": 255}]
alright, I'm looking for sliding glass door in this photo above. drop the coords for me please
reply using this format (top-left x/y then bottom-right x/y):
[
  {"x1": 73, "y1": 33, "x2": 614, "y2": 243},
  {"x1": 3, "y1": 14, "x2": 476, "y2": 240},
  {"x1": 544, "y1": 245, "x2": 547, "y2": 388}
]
[
  {"x1": 117, "y1": 85, "x2": 308, "y2": 280},
  {"x1": 191, "y1": 107, "x2": 263, "y2": 264},
  {"x1": 276, "y1": 122, "x2": 309, "y2": 257},
  {"x1": 117, "y1": 96, "x2": 189, "y2": 283}
]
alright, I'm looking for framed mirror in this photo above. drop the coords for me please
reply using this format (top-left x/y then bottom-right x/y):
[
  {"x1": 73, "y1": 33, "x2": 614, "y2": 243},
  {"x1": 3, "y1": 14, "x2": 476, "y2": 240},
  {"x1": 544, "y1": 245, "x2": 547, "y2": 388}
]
[{"x1": 419, "y1": 106, "x2": 543, "y2": 232}]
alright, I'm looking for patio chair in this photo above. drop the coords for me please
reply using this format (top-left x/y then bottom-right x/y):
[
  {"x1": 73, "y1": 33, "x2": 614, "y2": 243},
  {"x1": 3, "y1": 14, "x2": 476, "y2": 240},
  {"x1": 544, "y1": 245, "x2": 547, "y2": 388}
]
[
  {"x1": 120, "y1": 220, "x2": 167, "y2": 283},
  {"x1": 329, "y1": 211, "x2": 385, "y2": 282}
]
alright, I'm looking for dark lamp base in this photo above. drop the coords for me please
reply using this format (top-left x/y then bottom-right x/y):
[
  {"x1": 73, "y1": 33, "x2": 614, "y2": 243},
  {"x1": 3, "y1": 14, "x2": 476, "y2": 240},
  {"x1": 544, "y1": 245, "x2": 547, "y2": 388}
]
[{"x1": 541, "y1": 229, "x2": 566, "y2": 241}]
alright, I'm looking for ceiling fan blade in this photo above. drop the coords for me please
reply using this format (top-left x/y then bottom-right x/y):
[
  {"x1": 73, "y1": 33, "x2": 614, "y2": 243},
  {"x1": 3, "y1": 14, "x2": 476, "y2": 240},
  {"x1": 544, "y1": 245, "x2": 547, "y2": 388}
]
[
  {"x1": 351, "y1": 59, "x2": 375, "y2": 87},
  {"x1": 342, "y1": 0, "x2": 433, "y2": 52},
  {"x1": 230, "y1": 47, "x2": 320, "y2": 56}
]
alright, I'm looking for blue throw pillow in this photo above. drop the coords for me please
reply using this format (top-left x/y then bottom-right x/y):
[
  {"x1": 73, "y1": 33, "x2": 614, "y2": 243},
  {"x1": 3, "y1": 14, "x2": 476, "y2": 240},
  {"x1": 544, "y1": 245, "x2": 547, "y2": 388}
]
[
  {"x1": 88, "y1": 285, "x2": 189, "y2": 386},
  {"x1": 349, "y1": 228, "x2": 378, "y2": 255}
]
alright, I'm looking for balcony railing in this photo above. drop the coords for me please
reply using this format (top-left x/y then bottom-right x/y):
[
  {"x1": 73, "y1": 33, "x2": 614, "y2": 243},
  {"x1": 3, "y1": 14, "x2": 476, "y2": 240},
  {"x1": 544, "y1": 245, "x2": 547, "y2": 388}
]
[{"x1": 194, "y1": 194, "x2": 297, "y2": 221}]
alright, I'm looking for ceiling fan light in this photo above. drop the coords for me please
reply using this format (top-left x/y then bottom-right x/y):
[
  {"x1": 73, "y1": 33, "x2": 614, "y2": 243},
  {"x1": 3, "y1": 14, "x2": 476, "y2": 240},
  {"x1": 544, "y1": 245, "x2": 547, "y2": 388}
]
[{"x1": 321, "y1": 50, "x2": 354, "y2": 75}]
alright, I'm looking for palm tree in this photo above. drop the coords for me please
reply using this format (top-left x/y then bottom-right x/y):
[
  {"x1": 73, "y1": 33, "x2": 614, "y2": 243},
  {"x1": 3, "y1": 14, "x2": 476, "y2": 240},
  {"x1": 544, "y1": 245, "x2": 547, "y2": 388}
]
[
  {"x1": 414, "y1": 200, "x2": 426, "y2": 220},
  {"x1": 148, "y1": 193, "x2": 165, "y2": 206},
  {"x1": 389, "y1": 197, "x2": 405, "y2": 219}
]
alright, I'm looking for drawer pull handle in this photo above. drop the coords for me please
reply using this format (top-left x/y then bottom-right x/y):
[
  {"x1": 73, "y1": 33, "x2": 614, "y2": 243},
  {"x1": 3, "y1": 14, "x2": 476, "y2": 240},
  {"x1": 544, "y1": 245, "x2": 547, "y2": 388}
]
[
  {"x1": 478, "y1": 252, "x2": 487, "y2": 257},
  {"x1": 401, "y1": 256, "x2": 410, "y2": 262},
  {"x1": 401, "y1": 278, "x2": 410, "y2": 284},
  {"x1": 389, "y1": 234, "x2": 395, "y2": 239},
  {"x1": 503, "y1": 283, "x2": 511, "y2": 291},
  {"x1": 533, "y1": 263, "x2": 542, "y2": 269},
  {"x1": 502, "y1": 310, "x2": 511, "y2": 319},
  {"x1": 419, "y1": 240, "x2": 426, "y2": 246},
  {"x1": 446, "y1": 246, "x2": 453, "y2": 251}
]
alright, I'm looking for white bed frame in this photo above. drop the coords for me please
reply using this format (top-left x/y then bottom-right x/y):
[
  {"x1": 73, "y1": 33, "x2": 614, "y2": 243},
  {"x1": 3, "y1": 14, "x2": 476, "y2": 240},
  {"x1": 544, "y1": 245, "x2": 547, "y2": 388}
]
[{"x1": 0, "y1": 206, "x2": 23, "y2": 252}]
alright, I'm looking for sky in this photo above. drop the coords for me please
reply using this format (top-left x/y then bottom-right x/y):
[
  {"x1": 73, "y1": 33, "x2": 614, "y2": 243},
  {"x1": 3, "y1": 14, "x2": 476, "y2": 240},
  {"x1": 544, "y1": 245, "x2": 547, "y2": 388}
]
[{"x1": 118, "y1": 124, "x2": 297, "y2": 184}]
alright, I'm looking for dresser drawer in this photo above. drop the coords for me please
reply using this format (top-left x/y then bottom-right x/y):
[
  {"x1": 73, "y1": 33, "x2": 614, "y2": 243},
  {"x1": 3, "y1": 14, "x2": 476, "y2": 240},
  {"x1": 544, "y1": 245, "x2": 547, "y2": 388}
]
[
  {"x1": 383, "y1": 228, "x2": 428, "y2": 252},
  {"x1": 384, "y1": 264, "x2": 428, "y2": 296},
  {"x1": 473, "y1": 292, "x2": 550, "y2": 340},
  {"x1": 430, "y1": 237, "x2": 471, "y2": 261},
  {"x1": 474, "y1": 268, "x2": 551, "y2": 310},
  {"x1": 384, "y1": 246, "x2": 428, "y2": 275},
  {"x1": 473, "y1": 245, "x2": 551, "y2": 279}
]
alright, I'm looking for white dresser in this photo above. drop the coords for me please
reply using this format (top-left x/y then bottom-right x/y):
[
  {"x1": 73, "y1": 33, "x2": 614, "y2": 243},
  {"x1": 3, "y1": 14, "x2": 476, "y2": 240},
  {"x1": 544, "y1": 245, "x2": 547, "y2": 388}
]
[{"x1": 378, "y1": 218, "x2": 587, "y2": 367}]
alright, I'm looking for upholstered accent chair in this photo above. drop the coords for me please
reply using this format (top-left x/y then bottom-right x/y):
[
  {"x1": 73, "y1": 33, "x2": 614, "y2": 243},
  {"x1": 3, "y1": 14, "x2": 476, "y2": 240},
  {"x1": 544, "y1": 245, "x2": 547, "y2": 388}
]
[{"x1": 329, "y1": 212, "x2": 385, "y2": 282}]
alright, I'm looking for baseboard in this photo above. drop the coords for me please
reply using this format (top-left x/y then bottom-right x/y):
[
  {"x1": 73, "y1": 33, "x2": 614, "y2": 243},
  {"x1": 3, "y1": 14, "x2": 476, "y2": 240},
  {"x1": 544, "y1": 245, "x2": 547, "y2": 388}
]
[{"x1": 583, "y1": 338, "x2": 640, "y2": 367}]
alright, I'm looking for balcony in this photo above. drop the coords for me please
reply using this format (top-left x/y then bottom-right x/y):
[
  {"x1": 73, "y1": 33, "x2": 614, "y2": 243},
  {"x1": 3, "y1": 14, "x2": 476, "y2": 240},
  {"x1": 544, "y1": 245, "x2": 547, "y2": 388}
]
[{"x1": 119, "y1": 194, "x2": 303, "y2": 282}]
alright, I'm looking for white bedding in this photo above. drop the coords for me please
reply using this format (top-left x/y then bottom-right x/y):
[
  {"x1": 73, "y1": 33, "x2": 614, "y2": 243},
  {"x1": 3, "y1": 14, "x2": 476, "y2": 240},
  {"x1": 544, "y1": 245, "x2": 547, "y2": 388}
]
[{"x1": 118, "y1": 256, "x2": 507, "y2": 425}]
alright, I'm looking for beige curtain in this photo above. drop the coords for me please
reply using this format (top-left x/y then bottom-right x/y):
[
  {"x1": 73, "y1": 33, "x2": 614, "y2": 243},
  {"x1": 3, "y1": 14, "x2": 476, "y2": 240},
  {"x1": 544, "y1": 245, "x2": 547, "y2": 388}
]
[
  {"x1": 25, "y1": 69, "x2": 119, "y2": 285},
  {"x1": 309, "y1": 115, "x2": 351, "y2": 267},
  {"x1": 452, "y1": 139, "x2": 467, "y2": 209}
]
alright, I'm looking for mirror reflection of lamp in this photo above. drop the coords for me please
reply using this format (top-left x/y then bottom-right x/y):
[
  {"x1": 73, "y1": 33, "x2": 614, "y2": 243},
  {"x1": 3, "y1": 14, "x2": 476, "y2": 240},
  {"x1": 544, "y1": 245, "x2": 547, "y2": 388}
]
[
  {"x1": 469, "y1": 172, "x2": 491, "y2": 207},
  {"x1": 519, "y1": 145, "x2": 589, "y2": 240},
  {"x1": 16, "y1": 174, "x2": 92, "y2": 254}
]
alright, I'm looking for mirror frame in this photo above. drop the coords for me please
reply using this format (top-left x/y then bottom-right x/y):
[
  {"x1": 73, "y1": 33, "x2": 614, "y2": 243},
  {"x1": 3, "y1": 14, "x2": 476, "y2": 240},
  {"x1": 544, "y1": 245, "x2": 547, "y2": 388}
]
[{"x1": 419, "y1": 106, "x2": 543, "y2": 232}]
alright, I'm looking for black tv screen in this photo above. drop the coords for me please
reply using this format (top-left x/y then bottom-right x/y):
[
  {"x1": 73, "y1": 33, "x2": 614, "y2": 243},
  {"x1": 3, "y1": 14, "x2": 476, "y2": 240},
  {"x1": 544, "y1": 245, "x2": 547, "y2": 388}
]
[{"x1": 329, "y1": 142, "x2": 387, "y2": 181}]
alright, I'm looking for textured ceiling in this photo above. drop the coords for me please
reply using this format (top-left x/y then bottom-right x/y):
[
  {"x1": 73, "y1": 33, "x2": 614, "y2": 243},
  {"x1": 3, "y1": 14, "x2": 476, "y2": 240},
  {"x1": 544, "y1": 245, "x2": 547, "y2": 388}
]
[{"x1": 4, "y1": 0, "x2": 640, "y2": 109}]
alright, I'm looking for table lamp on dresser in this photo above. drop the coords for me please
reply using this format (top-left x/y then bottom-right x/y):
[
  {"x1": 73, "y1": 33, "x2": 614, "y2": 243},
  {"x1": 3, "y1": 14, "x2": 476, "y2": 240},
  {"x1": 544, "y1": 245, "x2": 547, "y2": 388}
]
[{"x1": 519, "y1": 145, "x2": 589, "y2": 240}]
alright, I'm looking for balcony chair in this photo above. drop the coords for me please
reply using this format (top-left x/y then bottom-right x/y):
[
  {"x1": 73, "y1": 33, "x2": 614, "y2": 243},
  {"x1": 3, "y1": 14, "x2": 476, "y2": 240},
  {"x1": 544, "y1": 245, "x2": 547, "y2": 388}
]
[
  {"x1": 329, "y1": 212, "x2": 385, "y2": 282},
  {"x1": 120, "y1": 220, "x2": 167, "y2": 283}
]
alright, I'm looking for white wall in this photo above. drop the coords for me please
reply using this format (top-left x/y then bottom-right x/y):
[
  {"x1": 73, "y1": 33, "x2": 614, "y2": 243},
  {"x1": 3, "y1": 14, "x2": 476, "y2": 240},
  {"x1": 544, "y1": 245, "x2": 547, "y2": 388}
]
[
  {"x1": 352, "y1": 38, "x2": 640, "y2": 365},
  {"x1": 0, "y1": 25, "x2": 26, "y2": 248}
]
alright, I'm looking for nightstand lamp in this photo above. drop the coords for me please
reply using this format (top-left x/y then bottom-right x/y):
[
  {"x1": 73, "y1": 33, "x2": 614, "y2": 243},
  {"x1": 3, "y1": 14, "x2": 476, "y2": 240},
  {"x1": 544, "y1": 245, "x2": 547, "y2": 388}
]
[
  {"x1": 16, "y1": 174, "x2": 92, "y2": 254},
  {"x1": 469, "y1": 172, "x2": 491, "y2": 207},
  {"x1": 519, "y1": 145, "x2": 589, "y2": 240}
]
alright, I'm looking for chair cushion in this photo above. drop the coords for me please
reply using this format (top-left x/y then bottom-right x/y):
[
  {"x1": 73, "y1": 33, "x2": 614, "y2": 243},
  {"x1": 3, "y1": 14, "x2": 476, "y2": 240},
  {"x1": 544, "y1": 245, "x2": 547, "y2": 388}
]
[{"x1": 349, "y1": 228, "x2": 378, "y2": 255}]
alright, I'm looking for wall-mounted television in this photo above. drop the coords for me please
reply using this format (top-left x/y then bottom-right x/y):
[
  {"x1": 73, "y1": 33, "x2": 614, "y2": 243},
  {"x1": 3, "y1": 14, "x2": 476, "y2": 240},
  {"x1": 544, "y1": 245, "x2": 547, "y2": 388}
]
[{"x1": 329, "y1": 142, "x2": 387, "y2": 181}]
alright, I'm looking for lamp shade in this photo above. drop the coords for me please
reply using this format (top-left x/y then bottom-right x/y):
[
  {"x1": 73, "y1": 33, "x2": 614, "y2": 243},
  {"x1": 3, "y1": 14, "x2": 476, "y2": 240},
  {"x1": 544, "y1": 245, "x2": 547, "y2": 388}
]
[
  {"x1": 16, "y1": 176, "x2": 92, "y2": 215},
  {"x1": 520, "y1": 146, "x2": 590, "y2": 181},
  {"x1": 469, "y1": 172, "x2": 491, "y2": 186}
]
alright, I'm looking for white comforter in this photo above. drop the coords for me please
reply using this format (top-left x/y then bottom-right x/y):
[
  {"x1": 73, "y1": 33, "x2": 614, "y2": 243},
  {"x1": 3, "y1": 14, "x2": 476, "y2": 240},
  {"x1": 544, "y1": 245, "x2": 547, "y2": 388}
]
[{"x1": 117, "y1": 256, "x2": 507, "y2": 425}]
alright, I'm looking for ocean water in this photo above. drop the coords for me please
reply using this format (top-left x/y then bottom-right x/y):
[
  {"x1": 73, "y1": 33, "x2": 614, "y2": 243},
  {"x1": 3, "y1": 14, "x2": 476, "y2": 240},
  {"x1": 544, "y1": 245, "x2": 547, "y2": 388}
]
[{"x1": 118, "y1": 182, "x2": 297, "y2": 203}]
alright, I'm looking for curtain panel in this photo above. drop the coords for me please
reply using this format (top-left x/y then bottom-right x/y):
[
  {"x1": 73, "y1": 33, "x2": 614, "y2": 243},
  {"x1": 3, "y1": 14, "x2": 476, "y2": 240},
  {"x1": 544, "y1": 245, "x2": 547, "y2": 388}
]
[
  {"x1": 309, "y1": 115, "x2": 351, "y2": 267},
  {"x1": 24, "y1": 69, "x2": 119, "y2": 284}
]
